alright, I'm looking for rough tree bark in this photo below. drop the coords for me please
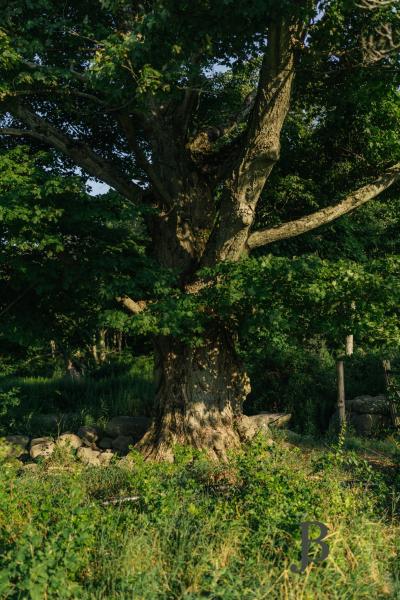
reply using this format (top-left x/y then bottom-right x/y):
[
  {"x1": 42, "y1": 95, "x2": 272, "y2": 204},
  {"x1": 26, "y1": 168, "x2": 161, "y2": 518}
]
[{"x1": 136, "y1": 331, "x2": 255, "y2": 461}]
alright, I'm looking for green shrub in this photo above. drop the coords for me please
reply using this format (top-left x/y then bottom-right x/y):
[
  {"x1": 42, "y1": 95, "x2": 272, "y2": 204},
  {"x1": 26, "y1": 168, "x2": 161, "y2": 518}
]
[{"x1": 0, "y1": 387, "x2": 21, "y2": 434}]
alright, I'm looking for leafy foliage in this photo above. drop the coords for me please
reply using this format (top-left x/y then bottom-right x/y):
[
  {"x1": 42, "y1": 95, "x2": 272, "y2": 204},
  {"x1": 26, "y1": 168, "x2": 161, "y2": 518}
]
[{"x1": 0, "y1": 145, "x2": 158, "y2": 361}]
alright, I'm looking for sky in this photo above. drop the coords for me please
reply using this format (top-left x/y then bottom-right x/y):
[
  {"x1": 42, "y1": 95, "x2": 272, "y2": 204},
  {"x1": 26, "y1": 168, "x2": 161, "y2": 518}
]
[{"x1": 86, "y1": 179, "x2": 110, "y2": 196}]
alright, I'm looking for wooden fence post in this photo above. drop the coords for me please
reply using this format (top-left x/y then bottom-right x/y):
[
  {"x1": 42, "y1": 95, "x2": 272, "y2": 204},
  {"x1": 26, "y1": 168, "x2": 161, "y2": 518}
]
[
  {"x1": 383, "y1": 360, "x2": 400, "y2": 429},
  {"x1": 337, "y1": 359, "x2": 346, "y2": 427}
]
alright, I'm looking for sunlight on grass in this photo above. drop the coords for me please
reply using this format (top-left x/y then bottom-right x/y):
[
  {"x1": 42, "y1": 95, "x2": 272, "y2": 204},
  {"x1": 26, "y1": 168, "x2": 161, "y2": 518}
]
[{"x1": 0, "y1": 435, "x2": 398, "y2": 599}]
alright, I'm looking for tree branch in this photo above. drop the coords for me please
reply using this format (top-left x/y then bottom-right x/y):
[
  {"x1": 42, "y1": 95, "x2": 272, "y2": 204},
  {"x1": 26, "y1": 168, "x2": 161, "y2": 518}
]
[
  {"x1": 0, "y1": 83, "x2": 103, "y2": 107},
  {"x1": 356, "y1": 0, "x2": 397, "y2": 9},
  {"x1": 247, "y1": 162, "x2": 400, "y2": 249},
  {"x1": 361, "y1": 22, "x2": 400, "y2": 64},
  {"x1": 4, "y1": 104, "x2": 144, "y2": 203},
  {"x1": 20, "y1": 59, "x2": 150, "y2": 119},
  {"x1": 178, "y1": 87, "x2": 199, "y2": 137},
  {"x1": 116, "y1": 296, "x2": 148, "y2": 314},
  {"x1": 21, "y1": 59, "x2": 88, "y2": 84},
  {"x1": 117, "y1": 280, "x2": 212, "y2": 315},
  {"x1": 0, "y1": 127, "x2": 30, "y2": 137},
  {"x1": 173, "y1": 52, "x2": 203, "y2": 139},
  {"x1": 201, "y1": 19, "x2": 299, "y2": 265},
  {"x1": 117, "y1": 111, "x2": 171, "y2": 204}
]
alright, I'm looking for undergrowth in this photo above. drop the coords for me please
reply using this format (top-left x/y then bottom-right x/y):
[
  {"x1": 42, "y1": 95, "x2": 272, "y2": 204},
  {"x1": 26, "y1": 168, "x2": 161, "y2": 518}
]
[{"x1": 0, "y1": 434, "x2": 398, "y2": 599}]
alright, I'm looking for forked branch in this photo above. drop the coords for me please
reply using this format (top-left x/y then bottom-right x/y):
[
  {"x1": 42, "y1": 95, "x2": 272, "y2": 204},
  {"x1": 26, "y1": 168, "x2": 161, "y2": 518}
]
[
  {"x1": 356, "y1": 0, "x2": 398, "y2": 9},
  {"x1": 201, "y1": 18, "x2": 299, "y2": 265}
]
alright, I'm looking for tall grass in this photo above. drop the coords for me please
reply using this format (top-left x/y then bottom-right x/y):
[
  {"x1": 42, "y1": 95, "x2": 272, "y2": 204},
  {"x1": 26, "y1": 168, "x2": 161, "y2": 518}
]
[
  {"x1": 0, "y1": 434, "x2": 398, "y2": 599},
  {"x1": 0, "y1": 356, "x2": 155, "y2": 434}
]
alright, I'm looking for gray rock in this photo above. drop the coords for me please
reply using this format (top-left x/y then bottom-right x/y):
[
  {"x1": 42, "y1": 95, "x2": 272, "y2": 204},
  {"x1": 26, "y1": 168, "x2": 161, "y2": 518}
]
[
  {"x1": 4, "y1": 435, "x2": 30, "y2": 458},
  {"x1": 236, "y1": 415, "x2": 259, "y2": 440},
  {"x1": 105, "y1": 416, "x2": 150, "y2": 440},
  {"x1": 30, "y1": 438, "x2": 55, "y2": 460},
  {"x1": 31, "y1": 436, "x2": 53, "y2": 447},
  {"x1": 237, "y1": 415, "x2": 274, "y2": 446},
  {"x1": 350, "y1": 413, "x2": 392, "y2": 436},
  {"x1": 98, "y1": 451, "x2": 114, "y2": 466},
  {"x1": 98, "y1": 437, "x2": 113, "y2": 450},
  {"x1": 257, "y1": 413, "x2": 292, "y2": 428},
  {"x1": 77, "y1": 446, "x2": 101, "y2": 466},
  {"x1": 57, "y1": 433, "x2": 83, "y2": 450},
  {"x1": 347, "y1": 395, "x2": 389, "y2": 416},
  {"x1": 77, "y1": 426, "x2": 101, "y2": 445},
  {"x1": 111, "y1": 435, "x2": 134, "y2": 455},
  {"x1": 247, "y1": 414, "x2": 273, "y2": 433},
  {"x1": 22, "y1": 462, "x2": 38, "y2": 472},
  {"x1": 30, "y1": 413, "x2": 80, "y2": 431}
]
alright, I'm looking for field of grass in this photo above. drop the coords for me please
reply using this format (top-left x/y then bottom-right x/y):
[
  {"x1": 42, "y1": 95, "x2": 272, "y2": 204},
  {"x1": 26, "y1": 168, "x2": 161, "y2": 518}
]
[{"x1": 0, "y1": 432, "x2": 399, "y2": 599}]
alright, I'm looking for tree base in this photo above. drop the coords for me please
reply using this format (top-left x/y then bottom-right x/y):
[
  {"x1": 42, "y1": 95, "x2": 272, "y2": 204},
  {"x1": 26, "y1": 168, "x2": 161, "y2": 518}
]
[
  {"x1": 135, "y1": 414, "x2": 258, "y2": 462},
  {"x1": 135, "y1": 333, "x2": 256, "y2": 461}
]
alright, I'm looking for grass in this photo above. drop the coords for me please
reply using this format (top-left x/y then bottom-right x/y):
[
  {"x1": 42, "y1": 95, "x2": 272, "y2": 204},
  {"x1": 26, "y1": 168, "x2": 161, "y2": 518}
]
[
  {"x1": 0, "y1": 356, "x2": 155, "y2": 435},
  {"x1": 0, "y1": 432, "x2": 399, "y2": 599},
  {"x1": 344, "y1": 434, "x2": 400, "y2": 460}
]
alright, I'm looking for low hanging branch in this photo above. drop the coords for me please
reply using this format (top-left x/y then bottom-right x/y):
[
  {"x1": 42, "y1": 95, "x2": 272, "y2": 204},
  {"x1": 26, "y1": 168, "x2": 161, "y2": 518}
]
[
  {"x1": 116, "y1": 279, "x2": 212, "y2": 315},
  {"x1": 246, "y1": 161, "x2": 400, "y2": 250},
  {"x1": 1, "y1": 103, "x2": 144, "y2": 204},
  {"x1": 119, "y1": 162, "x2": 400, "y2": 312}
]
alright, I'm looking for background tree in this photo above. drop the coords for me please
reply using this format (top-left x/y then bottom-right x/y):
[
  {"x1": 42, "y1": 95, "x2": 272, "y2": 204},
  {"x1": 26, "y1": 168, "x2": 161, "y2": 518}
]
[
  {"x1": 0, "y1": 145, "x2": 152, "y2": 373},
  {"x1": 1, "y1": 0, "x2": 399, "y2": 459}
]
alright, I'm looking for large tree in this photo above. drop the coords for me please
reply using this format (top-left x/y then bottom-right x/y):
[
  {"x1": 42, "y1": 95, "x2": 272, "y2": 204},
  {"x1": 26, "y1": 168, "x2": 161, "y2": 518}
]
[{"x1": 1, "y1": 0, "x2": 399, "y2": 459}]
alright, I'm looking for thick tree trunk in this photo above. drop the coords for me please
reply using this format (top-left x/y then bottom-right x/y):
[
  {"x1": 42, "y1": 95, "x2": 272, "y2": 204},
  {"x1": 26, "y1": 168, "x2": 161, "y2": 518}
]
[
  {"x1": 136, "y1": 328, "x2": 256, "y2": 461},
  {"x1": 133, "y1": 22, "x2": 299, "y2": 461}
]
